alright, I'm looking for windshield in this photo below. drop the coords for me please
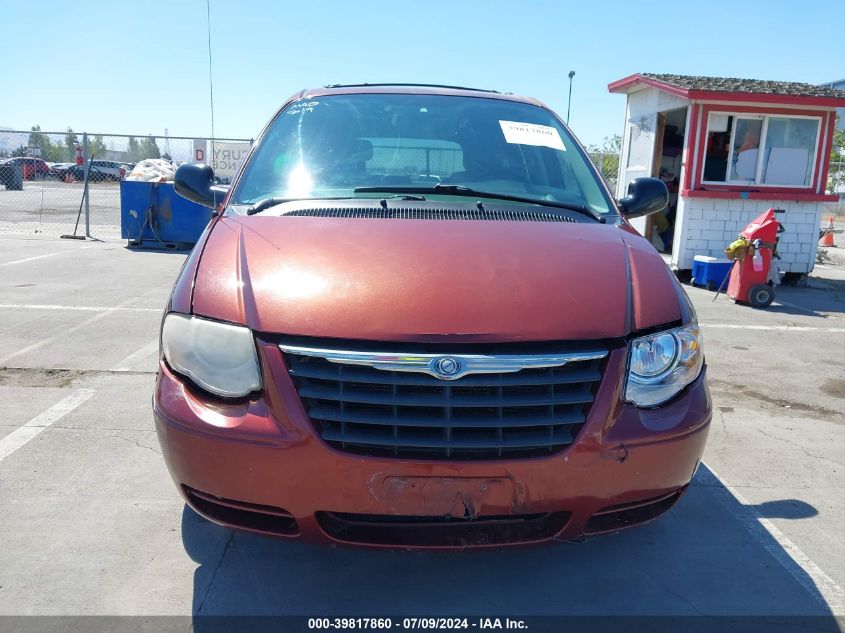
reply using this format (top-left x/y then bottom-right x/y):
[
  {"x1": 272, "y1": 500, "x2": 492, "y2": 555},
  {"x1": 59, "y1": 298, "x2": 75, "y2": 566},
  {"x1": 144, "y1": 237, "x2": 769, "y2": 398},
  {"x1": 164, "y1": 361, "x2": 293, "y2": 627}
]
[{"x1": 231, "y1": 93, "x2": 614, "y2": 215}]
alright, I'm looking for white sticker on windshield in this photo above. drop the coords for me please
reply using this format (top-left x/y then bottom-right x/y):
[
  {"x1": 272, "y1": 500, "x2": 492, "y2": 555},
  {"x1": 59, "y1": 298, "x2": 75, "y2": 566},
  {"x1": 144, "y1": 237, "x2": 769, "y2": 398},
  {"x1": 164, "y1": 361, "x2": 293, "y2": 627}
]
[{"x1": 499, "y1": 120, "x2": 565, "y2": 151}]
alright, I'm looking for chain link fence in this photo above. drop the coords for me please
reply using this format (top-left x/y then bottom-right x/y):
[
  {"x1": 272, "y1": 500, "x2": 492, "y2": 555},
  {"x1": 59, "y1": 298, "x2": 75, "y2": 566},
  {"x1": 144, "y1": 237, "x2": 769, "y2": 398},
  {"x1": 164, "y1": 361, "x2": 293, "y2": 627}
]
[
  {"x1": 826, "y1": 159, "x2": 845, "y2": 216},
  {"x1": 589, "y1": 152, "x2": 620, "y2": 194},
  {"x1": 2, "y1": 133, "x2": 835, "y2": 236},
  {"x1": 0, "y1": 130, "x2": 251, "y2": 238}
]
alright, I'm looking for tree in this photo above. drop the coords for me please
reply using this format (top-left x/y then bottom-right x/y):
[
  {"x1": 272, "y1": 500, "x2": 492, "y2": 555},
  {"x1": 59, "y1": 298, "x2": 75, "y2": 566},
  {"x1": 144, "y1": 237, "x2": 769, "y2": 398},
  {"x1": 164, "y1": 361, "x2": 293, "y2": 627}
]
[
  {"x1": 828, "y1": 120, "x2": 844, "y2": 163},
  {"x1": 88, "y1": 135, "x2": 108, "y2": 159},
  {"x1": 65, "y1": 128, "x2": 79, "y2": 162},
  {"x1": 140, "y1": 136, "x2": 161, "y2": 160},
  {"x1": 587, "y1": 134, "x2": 622, "y2": 190},
  {"x1": 127, "y1": 136, "x2": 141, "y2": 162},
  {"x1": 27, "y1": 125, "x2": 49, "y2": 156},
  {"x1": 161, "y1": 152, "x2": 172, "y2": 161},
  {"x1": 26, "y1": 125, "x2": 64, "y2": 162}
]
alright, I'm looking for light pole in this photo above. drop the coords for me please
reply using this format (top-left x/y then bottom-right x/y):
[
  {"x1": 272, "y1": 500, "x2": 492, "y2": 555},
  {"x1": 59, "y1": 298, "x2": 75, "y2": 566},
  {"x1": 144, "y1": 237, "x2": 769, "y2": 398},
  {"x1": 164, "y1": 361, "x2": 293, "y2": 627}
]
[
  {"x1": 206, "y1": 0, "x2": 216, "y2": 161},
  {"x1": 567, "y1": 70, "x2": 575, "y2": 126}
]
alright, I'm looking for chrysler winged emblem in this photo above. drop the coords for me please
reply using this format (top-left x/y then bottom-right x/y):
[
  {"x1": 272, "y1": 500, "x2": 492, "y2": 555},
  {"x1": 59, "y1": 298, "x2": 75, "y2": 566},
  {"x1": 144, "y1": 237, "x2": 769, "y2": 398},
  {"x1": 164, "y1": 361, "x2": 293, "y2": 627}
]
[{"x1": 431, "y1": 356, "x2": 462, "y2": 379}]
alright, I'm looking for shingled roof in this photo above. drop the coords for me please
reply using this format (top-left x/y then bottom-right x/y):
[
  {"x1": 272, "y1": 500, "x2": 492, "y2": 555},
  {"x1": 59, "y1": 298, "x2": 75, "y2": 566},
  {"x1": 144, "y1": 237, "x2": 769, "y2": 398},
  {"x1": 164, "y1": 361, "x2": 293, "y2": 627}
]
[
  {"x1": 641, "y1": 73, "x2": 845, "y2": 99},
  {"x1": 608, "y1": 73, "x2": 845, "y2": 106}
]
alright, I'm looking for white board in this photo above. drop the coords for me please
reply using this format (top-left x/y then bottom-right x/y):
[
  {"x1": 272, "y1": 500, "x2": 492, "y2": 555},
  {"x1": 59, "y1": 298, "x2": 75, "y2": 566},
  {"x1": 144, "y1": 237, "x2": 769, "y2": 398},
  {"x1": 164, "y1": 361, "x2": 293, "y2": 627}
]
[{"x1": 764, "y1": 147, "x2": 810, "y2": 185}]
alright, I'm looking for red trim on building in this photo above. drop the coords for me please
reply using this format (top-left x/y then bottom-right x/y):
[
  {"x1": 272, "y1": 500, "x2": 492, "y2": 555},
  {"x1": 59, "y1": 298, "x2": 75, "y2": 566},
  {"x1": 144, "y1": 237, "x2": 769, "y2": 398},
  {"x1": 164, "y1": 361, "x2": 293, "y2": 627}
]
[
  {"x1": 607, "y1": 74, "x2": 641, "y2": 93},
  {"x1": 607, "y1": 74, "x2": 690, "y2": 99},
  {"x1": 698, "y1": 103, "x2": 829, "y2": 117},
  {"x1": 692, "y1": 110, "x2": 709, "y2": 192},
  {"x1": 812, "y1": 112, "x2": 830, "y2": 192},
  {"x1": 691, "y1": 103, "x2": 831, "y2": 193},
  {"x1": 681, "y1": 189, "x2": 838, "y2": 202},
  {"x1": 681, "y1": 104, "x2": 700, "y2": 192},
  {"x1": 688, "y1": 90, "x2": 845, "y2": 108},
  {"x1": 818, "y1": 111, "x2": 837, "y2": 194},
  {"x1": 697, "y1": 184, "x2": 824, "y2": 195}
]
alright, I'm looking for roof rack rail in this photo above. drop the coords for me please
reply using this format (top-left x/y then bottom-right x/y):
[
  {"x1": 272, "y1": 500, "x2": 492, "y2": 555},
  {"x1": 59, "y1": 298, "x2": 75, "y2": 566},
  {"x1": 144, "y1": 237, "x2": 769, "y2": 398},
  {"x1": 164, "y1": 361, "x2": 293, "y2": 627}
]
[{"x1": 322, "y1": 82, "x2": 501, "y2": 94}]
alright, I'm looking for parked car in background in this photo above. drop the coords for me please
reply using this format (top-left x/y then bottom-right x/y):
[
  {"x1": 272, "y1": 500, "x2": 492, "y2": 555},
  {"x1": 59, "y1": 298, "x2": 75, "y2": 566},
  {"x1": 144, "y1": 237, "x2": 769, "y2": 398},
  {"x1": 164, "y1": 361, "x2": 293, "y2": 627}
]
[
  {"x1": 66, "y1": 164, "x2": 115, "y2": 182},
  {"x1": 90, "y1": 160, "x2": 130, "y2": 180},
  {"x1": 156, "y1": 83, "x2": 711, "y2": 548},
  {"x1": 66, "y1": 163, "x2": 131, "y2": 182},
  {"x1": 2, "y1": 157, "x2": 50, "y2": 180},
  {"x1": 50, "y1": 162, "x2": 76, "y2": 179}
]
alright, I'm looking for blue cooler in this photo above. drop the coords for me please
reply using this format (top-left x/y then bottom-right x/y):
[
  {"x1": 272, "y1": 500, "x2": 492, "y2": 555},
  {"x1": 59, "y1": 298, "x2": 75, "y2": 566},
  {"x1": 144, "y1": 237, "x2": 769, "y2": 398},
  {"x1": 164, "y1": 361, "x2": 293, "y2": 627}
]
[{"x1": 691, "y1": 255, "x2": 733, "y2": 290}]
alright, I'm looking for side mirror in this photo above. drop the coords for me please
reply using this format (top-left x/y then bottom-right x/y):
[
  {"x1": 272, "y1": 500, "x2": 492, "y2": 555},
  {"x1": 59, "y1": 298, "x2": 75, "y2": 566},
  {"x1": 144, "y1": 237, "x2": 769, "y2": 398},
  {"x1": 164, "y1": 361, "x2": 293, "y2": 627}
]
[
  {"x1": 618, "y1": 177, "x2": 668, "y2": 219},
  {"x1": 174, "y1": 163, "x2": 217, "y2": 208}
]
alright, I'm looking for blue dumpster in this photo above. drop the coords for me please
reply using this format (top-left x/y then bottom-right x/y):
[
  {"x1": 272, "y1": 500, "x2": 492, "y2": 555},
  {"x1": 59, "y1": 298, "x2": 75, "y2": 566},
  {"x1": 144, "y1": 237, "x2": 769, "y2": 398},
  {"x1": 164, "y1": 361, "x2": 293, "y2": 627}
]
[{"x1": 120, "y1": 180, "x2": 213, "y2": 248}]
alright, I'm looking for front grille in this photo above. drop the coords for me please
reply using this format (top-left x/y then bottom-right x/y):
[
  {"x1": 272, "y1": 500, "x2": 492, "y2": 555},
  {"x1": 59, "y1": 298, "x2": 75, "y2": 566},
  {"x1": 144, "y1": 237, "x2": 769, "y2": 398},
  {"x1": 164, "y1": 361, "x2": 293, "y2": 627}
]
[{"x1": 282, "y1": 343, "x2": 606, "y2": 460}]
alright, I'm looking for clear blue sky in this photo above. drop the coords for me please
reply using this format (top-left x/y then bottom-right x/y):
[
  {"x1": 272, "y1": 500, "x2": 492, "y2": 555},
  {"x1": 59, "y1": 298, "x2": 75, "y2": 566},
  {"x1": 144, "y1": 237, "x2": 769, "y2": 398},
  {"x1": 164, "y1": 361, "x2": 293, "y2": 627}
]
[{"x1": 1, "y1": 0, "x2": 840, "y2": 148}]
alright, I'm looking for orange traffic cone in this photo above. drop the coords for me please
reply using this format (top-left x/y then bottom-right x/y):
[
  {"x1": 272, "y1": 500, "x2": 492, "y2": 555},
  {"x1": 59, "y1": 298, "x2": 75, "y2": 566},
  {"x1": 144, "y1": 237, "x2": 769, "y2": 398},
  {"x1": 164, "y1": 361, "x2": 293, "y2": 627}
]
[
  {"x1": 820, "y1": 216, "x2": 835, "y2": 247},
  {"x1": 64, "y1": 172, "x2": 74, "y2": 184}
]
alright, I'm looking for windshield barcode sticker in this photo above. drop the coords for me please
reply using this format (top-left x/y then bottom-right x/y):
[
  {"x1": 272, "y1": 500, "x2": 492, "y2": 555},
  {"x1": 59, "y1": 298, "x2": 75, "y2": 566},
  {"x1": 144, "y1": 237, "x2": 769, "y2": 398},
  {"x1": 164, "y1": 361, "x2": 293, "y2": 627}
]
[{"x1": 499, "y1": 121, "x2": 565, "y2": 151}]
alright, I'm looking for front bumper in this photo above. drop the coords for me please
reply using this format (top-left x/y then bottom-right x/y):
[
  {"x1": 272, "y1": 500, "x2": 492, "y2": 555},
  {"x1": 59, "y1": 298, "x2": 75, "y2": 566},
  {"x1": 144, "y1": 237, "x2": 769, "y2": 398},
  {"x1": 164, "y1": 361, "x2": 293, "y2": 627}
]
[{"x1": 154, "y1": 343, "x2": 711, "y2": 548}]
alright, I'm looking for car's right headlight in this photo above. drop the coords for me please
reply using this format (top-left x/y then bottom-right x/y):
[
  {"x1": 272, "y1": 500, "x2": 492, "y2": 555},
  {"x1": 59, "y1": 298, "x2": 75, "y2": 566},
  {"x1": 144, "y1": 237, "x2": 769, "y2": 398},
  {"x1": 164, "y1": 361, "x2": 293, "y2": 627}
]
[
  {"x1": 161, "y1": 313, "x2": 262, "y2": 398},
  {"x1": 624, "y1": 324, "x2": 703, "y2": 408}
]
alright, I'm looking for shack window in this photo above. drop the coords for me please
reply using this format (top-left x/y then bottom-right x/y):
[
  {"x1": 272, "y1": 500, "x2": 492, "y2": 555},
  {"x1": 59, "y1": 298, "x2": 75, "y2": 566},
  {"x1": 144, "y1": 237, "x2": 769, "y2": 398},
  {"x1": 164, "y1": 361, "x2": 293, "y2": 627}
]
[{"x1": 701, "y1": 113, "x2": 820, "y2": 187}]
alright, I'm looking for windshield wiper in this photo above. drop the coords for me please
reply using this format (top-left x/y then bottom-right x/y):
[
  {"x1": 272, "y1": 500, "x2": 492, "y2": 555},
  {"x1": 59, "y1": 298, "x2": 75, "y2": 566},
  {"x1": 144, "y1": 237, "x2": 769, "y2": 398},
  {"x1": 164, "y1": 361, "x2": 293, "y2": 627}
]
[
  {"x1": 243, "y1": 196, "x2": 352, "y2": 216},
  {"x1": 353, "y1": 184, "x2": 606, "y2": 223},
  {"x1": 244, "y1": 197, "x2": 291, "y2": 215}
]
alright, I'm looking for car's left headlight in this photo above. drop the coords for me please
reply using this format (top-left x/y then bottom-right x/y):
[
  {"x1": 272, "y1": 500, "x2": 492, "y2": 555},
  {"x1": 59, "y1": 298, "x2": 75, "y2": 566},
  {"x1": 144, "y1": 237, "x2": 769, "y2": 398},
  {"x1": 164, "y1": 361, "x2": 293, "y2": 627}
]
[
  {"x1": 161, "y1": 313, "x2": 262, "y2": 398},
  {"x1": 624, "y1": 324, "x2": 703, "y2": 407}
]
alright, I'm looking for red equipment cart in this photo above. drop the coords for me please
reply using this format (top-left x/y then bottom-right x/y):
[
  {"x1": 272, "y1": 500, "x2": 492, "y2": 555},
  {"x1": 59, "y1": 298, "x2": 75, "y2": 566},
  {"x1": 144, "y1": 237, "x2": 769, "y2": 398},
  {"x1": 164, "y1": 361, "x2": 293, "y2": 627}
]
[{"x1": 727, "y1": 208, "x2": 784, "y2": 308}]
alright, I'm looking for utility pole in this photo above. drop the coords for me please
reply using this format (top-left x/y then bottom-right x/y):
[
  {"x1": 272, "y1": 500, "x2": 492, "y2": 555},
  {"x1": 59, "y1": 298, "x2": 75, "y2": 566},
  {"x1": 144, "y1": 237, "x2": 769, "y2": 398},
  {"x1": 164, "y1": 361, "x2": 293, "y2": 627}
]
[
  {"x1": 206, "y1": 0, "x2": 216, "y2": 165},
  {"x1": 82, "y1": 132, "x2": 90, "y2": 237},
  {"x1": 567, "y1": 70, "x2": 575, "y2": 126}
]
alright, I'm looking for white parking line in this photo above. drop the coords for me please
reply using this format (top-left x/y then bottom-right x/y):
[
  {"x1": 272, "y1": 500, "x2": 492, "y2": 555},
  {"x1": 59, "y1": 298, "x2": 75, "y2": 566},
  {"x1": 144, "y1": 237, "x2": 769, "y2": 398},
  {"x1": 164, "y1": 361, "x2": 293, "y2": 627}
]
[
  {"x1": 0, "y1": 303, "x2": 161, "y2": 313},
  {"x1": 0, "y1": 389, "x2": 95, "y2": 463},
  {"x1": 1, "y1": 246, "x2": 94, "y2": 266},
  {"x1": 701, "y1": 323, "x2": 845, "y2": 333},
  {"x1": 0, "y1": 298, "x2": 146, "y2": 365},
  {"x1": 700, "y1": 463, "x2": 844, "y2": 615},
  {"x1": 111, "y1": 339, "x2": 159, "y2": 372}
]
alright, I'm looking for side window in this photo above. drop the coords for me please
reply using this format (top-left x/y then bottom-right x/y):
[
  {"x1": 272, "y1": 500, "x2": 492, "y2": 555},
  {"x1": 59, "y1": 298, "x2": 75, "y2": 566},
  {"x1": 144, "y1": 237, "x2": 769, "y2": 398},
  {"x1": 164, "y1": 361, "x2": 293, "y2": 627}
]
[
  {"x1": 728, "y1": 118, "x2": 762, "y2": 182},
  {"x1": 703, "y1": 115, "x2": 731, "y2": 182},
  {"x1": 761, "y1": 118, "x2": 818, "y2": 186},
  {"x1": 702, "y1": 113, "x2": 820, "y2": 187}
]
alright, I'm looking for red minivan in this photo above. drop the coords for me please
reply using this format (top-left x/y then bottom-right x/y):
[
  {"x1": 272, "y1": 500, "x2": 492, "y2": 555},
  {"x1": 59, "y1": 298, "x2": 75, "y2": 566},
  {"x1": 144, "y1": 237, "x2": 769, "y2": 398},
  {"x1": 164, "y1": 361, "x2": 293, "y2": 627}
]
[
  {"x1": 154, "y1": 84, "x2": 711, "y2": 548},
  {"x1": 5, "y1": 157, "x2": 50, "y2": 180}
]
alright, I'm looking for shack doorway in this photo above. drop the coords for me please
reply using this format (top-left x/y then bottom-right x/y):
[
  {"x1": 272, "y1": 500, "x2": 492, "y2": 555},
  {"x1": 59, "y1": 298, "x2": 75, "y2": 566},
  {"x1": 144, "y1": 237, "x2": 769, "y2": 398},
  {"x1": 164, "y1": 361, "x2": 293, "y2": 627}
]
[{"x1": 648, "y1": 106, "x2": 687, "y2": 254}]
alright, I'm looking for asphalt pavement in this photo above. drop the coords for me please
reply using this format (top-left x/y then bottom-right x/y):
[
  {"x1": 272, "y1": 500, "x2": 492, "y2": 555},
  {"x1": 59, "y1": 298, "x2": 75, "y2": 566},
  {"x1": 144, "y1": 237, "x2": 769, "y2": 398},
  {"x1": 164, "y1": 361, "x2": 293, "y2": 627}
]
[{"x1": 0, "y1": 235, "x2": 843, "y2": 623}]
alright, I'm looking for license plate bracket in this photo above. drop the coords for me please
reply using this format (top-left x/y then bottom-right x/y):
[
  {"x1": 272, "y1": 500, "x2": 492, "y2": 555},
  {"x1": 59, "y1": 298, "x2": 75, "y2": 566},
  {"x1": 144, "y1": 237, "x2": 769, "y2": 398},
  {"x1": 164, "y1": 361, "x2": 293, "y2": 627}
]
[{"x1": 380, "y1": 476, "x2": 516, "y2": 518}]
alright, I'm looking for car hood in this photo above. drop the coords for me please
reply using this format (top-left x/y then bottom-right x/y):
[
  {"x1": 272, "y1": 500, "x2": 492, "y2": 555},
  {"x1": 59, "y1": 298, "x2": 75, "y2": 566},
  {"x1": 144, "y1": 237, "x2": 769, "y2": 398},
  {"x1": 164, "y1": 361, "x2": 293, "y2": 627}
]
[{"x1": 191, "y1": 215, "x2": 681, "y2": 342}]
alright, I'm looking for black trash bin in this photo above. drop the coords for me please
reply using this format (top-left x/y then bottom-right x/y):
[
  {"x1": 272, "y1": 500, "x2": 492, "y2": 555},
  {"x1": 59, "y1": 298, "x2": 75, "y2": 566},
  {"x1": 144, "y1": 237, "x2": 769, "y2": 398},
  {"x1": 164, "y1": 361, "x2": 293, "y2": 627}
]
[{"x1": 0, "y1": 162, "x2": 24, "y2": 191}]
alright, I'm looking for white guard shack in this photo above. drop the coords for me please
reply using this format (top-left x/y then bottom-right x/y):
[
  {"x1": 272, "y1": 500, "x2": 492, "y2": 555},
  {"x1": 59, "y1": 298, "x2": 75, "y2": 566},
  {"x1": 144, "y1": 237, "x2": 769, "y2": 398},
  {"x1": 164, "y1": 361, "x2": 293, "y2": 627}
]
[{"x1": 608, "y1": 73, "x2": 845, "y2": 276}]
